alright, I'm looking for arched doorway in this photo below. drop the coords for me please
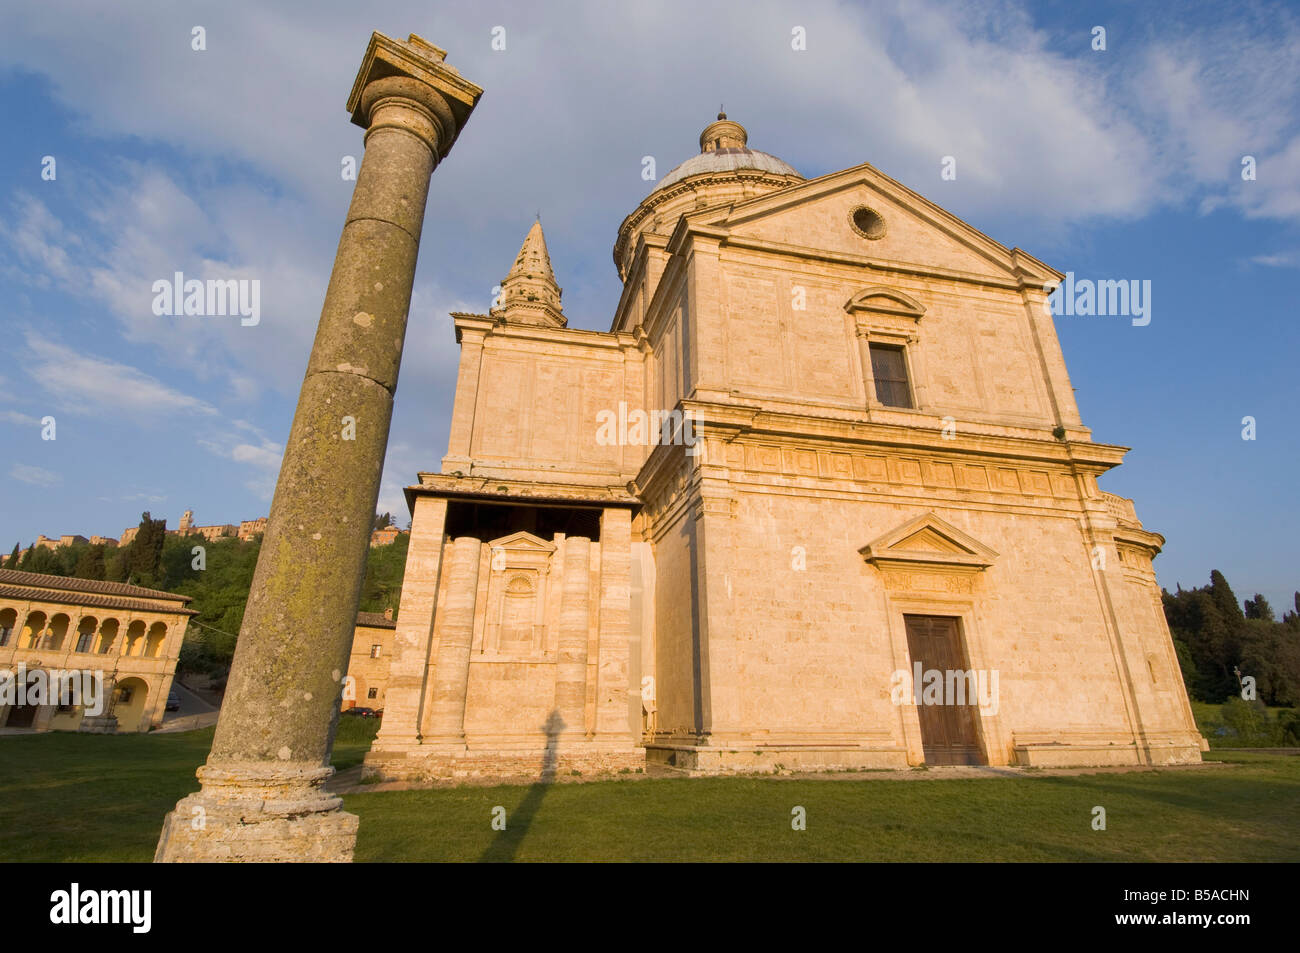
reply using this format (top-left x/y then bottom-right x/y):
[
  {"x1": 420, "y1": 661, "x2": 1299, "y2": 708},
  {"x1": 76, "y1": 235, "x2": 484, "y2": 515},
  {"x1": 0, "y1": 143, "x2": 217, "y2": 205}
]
[{"x1": 114, "y1": 677, "x2": 150, "y2": 732}]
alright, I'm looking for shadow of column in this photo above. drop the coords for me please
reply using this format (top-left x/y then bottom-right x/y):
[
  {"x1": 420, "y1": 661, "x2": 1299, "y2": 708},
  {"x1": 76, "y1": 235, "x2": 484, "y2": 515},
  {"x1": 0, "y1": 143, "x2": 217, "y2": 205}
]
[{"x1": 479, "y1": 709, "x2": 564, "y2": 863}]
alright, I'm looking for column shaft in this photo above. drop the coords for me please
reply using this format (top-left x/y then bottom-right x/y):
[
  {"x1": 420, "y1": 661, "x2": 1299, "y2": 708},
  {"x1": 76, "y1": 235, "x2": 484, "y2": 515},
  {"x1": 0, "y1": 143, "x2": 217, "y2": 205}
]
[
  {"x1": 555, "y1": 536, "x2": 591, "y2": 734},
  {"x1": 595, "y1": 509, "x2": 632, "y2": 739},
  {"x1": 425, "y1": 536, "x2": 482, "y2": 740}
]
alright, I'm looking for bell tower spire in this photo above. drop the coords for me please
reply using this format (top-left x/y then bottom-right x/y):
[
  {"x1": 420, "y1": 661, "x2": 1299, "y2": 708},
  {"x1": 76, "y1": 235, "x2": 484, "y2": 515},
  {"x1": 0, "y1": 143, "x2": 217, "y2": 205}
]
[{"x1": 493, "y1": 219, "x2": 566, "y2": 327}]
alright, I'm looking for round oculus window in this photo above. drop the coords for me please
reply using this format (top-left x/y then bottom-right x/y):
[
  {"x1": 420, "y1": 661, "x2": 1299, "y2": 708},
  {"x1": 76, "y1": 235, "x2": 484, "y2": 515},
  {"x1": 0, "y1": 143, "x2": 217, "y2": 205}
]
[{"x1": 850, "y1": 206, "x2": 886, "y2": 240}]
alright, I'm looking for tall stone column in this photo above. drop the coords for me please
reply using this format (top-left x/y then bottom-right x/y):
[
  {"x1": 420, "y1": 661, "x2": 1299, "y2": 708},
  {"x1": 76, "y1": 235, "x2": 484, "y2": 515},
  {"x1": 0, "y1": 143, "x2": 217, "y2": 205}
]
[
  {"x1": 424, "y1": 536, "x2": 482, "y2": 741},
  {"x1": 555, "y1": 536, "x2": 592, "y2": 735},
  {"x1": 155, "y1": 33, "x2": 481, "y2": 863}
]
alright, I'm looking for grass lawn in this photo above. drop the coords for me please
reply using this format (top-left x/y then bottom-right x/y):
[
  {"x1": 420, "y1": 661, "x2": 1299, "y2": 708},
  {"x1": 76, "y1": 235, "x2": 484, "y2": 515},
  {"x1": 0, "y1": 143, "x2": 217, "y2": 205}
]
[
  {"x1": 0, "y1": 718, "x2": 378, "y2": 863},
  {"x1": 2, "y1": 721, "x2": 1297, "y2": 862}
]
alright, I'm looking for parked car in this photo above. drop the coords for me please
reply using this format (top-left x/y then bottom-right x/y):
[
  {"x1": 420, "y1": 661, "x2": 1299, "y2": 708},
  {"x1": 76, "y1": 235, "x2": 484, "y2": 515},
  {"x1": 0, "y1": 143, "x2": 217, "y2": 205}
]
[
  {"x1": 165, "y1": 691, "x2": 181, "y2": 711},
  {"x1": 342, "y1": 706, "x2": 379, "y2": 718}
]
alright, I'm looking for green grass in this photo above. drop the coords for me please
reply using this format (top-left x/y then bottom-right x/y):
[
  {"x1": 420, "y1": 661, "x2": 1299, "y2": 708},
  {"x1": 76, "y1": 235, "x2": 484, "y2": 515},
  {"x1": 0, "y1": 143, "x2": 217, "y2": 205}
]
[
  {"x1": 347, "y1": 751, "x2": 1300, "y2": 862},
  {"x1": 1, "y1": 724, "x2": 1296, "y2": 862},
  {"x1": 0, "y1": 719, "x2": 378, "y2": 863}
]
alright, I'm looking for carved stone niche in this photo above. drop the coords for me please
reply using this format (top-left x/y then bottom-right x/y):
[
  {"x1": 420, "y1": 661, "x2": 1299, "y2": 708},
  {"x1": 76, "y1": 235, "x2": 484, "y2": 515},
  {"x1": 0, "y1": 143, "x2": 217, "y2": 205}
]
[
  {"x1": 859, "y1": 512, "x2": 998, "y2": 592},
  {"x1": 483, "y1": 531, "x2": 555, "y2": 657}
]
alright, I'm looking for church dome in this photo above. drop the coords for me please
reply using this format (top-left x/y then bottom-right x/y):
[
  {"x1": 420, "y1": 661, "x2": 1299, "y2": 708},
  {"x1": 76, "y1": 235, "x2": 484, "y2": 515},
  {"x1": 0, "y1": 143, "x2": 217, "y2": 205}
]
[
  {"x1": 614, "y1": 113, "x2": 803, "y2": 280},
  {"x1": 650, "y1": 113, "x2": 802, "y2": 194}
]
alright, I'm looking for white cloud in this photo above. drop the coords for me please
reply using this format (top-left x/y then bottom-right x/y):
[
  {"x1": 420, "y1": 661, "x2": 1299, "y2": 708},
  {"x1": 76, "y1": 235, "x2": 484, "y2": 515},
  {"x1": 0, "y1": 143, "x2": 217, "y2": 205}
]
[
  {"x1": 0, "y1": 409, "x2": 41, "y2": 426},
  {"x1": 198, "y1": 421, "x2": 284, "y2": 500},
  {"x1": 22, "y1": 331, "x2": 218, "y2": 419},
  {"x1": 4, "y1": 194, "x2": 78, "y2": 285},
  {"x1": 10, "y1": 464, "x2": 61, "y2": 486},
  {"x1": 1250, "y1": 249, "x2": 1300, "y2": 268}
]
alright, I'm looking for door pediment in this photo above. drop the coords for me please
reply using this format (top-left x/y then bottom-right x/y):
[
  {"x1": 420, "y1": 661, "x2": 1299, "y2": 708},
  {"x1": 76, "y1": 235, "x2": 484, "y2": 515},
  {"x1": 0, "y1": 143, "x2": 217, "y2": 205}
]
[{"x1": 859, "y1": 513, "x2": 997, "y2": 571}]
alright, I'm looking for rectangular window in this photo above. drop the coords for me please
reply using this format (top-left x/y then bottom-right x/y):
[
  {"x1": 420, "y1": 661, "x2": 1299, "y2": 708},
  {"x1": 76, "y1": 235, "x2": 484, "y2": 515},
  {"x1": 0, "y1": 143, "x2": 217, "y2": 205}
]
[
  {"x1": 370, "y1": 644, "x2": 382, "y2": 659},
  {"x1": 367, "y1": 688, "x2": 379, "y2": 699},
  {"x1": 869, "y1": 343, "x2": 913, "y2": 408}
]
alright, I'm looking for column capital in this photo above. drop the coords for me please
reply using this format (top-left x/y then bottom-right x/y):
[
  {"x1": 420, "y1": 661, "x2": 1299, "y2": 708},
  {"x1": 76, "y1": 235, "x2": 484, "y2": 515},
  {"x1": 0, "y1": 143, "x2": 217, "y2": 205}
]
[{"x1": 347, "y1": 32, "x2": 483, "y2": 159}]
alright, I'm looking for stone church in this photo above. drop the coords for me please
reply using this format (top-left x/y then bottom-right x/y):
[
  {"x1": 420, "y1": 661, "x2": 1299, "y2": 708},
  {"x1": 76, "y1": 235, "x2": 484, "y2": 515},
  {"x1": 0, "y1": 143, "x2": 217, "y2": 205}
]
[{"x1": 364, "y1": 113, "x2": 1206, "y2": 779}]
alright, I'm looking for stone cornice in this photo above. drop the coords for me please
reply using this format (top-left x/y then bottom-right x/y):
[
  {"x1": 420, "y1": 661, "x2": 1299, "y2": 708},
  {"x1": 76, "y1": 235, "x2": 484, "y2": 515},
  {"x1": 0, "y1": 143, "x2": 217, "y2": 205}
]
[
  {"x1": 678, "y1": 398, "x2": 1127, "y2": 471},
  {"x1": 451, "y1": 312, "x2": 636, "y2": 351},
  {"x1": 408, "y1": 473, "x2": 639, "y2": 509},
  {"x1": 1113, "y1": 525, "x2": 1166, "y2": 556}
]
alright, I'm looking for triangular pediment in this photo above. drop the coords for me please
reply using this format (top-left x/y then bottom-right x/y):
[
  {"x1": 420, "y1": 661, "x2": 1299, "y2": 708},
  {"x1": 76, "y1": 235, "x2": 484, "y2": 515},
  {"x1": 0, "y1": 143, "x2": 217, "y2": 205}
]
[
  {"x1": 895, "y1": 527, "x2": 966, "y2": 554},
  {"x1": 859, "y1": 513, "x2": 998, "y2": 570},
  {"x1": 487, "y1": 531, "x2": 555, "y2": 554},
  {"x1": 693, "y1": 162, "x2": 1061, "y2": 287}
]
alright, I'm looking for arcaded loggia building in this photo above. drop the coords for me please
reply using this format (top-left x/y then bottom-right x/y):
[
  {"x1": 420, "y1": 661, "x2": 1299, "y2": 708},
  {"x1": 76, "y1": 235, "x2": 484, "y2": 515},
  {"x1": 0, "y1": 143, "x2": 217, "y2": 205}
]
[{"x1": 365, "y1": 114, "x2": 1205, "y2": 779}]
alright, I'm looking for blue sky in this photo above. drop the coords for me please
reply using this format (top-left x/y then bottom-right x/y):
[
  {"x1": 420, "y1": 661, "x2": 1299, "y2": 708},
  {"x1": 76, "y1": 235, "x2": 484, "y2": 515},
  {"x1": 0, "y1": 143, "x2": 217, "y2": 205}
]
[{"x1": 0, "y1": 0, "x2": 1297, "y2": 611}]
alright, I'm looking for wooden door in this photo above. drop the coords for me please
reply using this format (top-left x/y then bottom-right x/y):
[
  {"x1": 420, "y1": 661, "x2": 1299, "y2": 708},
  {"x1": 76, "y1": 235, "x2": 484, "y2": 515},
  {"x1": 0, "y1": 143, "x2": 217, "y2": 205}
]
[{"x1": 903, "y1": 614, "x2": 985, "y2": 765}]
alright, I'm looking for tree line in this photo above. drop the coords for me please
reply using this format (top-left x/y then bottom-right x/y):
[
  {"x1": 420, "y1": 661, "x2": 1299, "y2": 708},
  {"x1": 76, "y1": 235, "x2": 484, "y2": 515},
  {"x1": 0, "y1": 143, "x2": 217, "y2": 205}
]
[
  {"x1": 5, "y1": 511, "x2": 409, "y2": 674},
  {"x1": 1164, "y1": 570, "x2": 1300, "y2": 707}
]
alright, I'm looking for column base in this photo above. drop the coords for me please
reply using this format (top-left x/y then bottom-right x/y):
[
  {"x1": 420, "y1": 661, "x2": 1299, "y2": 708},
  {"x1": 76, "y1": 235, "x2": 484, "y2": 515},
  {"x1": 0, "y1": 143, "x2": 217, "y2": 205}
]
[{"x1": 154, "y1": 761, "x2": 358, "y2": 863}]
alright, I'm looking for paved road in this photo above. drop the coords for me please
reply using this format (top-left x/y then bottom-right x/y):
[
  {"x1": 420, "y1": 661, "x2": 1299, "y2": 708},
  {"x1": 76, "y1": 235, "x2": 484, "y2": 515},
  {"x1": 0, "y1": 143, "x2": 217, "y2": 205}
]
[
  {"x1": 157, "y1": 681, "x2": 220, "y2": 732},
  {"x1": 167, "y1": 681, "x2": 217, "y2": 716}
]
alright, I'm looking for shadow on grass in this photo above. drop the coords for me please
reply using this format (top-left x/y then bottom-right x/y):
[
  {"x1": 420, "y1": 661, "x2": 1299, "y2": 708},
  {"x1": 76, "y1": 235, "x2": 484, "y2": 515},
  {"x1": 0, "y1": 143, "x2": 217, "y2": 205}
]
[{"x1": 479, "y1": 710, "x2": 563, "y2": 863}]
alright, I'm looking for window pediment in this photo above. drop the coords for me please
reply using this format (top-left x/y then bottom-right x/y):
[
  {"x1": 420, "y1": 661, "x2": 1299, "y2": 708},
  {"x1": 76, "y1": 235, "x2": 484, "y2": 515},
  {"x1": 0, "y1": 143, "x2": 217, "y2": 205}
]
[
  {"x1": 488, "y1": 531, "x2": 555, "y2": 555},
  {"x1": 844, "y1": 286, "x2": 926, "y2": 322}
]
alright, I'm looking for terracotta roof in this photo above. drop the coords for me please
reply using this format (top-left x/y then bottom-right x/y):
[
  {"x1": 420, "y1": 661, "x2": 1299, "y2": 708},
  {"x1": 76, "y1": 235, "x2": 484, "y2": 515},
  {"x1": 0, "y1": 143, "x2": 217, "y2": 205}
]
[
  {"x1": 0, "y1": 568, "x2": 191, "y2": 602},
  {"x1": 0, "y1": 585, "x2": 198, "y2": 617},
  {"x1": 355, "y1": 612, "x2": 397, "y2": 629}
]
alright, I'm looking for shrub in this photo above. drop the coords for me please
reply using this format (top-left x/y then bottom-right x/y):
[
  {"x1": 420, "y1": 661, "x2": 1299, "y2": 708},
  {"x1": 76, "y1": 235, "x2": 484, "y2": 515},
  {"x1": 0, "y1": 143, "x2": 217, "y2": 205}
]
[{"x1": 1221, "y1": 697, "x2": 1277, "y2": 746}]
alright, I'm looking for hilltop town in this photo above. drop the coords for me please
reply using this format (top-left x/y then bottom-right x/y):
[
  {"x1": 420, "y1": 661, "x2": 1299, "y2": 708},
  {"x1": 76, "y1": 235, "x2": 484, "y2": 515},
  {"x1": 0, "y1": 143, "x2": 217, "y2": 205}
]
[{"x1": 10, "y1": 510, "x2": 405, "y2": 562}]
